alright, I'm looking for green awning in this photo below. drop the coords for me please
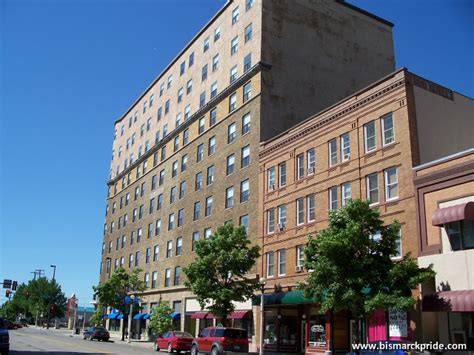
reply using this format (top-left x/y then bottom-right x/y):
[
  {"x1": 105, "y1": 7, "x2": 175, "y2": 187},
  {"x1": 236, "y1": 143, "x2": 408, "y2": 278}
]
[{"x1": 282, "y1": 290, "x2": 316, "y2": 305}]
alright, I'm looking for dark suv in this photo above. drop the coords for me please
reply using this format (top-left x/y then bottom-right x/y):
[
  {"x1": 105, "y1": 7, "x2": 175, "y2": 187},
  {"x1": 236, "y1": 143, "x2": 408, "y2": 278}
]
[
  {"x1": 191, "y1": 327, "x2": 248, "y2": 355},
  {"x1": 0, "y1": 318, "x2": 9, "y2": 355},
  {"x1": 82, "y1": 326, "x2": 110, "y2": 341}
]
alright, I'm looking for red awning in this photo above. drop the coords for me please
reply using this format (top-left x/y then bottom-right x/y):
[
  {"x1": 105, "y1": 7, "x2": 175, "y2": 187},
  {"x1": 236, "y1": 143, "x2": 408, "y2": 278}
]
[
  {"x1": 422, "y1": 290, "x2": 474, "y2": 312},
  {"x1": 191, "y1": 311, "x2": 209, "y2": 319},
  {"x1": 432, "y1": 201, "x2": 474, "y2": 226},
  {"x1": 228, "y1": 310, "x2": 252, "y2": 319}
]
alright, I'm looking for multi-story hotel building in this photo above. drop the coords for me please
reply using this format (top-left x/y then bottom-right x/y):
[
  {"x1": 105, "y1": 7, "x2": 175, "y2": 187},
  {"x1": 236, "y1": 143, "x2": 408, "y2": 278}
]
[
  {"x1": 258, "y1": 68, "x2": 473, "y2": 353},
  {"x1": 99, "y1": 0, "x2": 397, "y2": 346}
]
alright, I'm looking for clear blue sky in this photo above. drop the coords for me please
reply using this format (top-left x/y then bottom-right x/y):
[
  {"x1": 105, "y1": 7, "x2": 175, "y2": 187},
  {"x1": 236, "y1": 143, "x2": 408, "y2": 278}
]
[{"x1": 1, "y1": 0, "x2": 473, "y2": 306}]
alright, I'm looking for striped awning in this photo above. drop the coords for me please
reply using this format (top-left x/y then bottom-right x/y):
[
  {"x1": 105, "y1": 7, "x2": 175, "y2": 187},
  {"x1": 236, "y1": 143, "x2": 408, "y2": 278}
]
[
  {"x1": 423, "y1": 290, "x2": 474, "y2": 312},
  {"x1": 228, "y1": 310, "x2": 252, "y2": 319},
  {"x1": 432, "y1": 202, "x2": 474, "y2": 226},
  {"x1": 191, "y1": 311, "x2": 209, "y2": 319}
]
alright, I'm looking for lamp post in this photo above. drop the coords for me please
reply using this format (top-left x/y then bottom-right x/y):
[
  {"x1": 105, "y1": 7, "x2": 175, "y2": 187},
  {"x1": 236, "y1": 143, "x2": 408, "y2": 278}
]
[
  {"x1": 259, "y1": 277, "x2": 266, "y2": 355},
  {"x1": 46, "y1": 264, "x2": 57, "y2": 329},
  {"x1": 127, "y1": 295, "x2": 135, "y2": 344},
  {"x1": 50, "y1": 265, "x2": 57, "y2": 281}
]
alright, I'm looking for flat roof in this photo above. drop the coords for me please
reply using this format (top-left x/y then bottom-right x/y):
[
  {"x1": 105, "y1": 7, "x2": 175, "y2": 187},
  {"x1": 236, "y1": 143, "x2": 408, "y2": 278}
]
[{"x1": 336, "y1": 0, "x2": 394, "y2": 27}]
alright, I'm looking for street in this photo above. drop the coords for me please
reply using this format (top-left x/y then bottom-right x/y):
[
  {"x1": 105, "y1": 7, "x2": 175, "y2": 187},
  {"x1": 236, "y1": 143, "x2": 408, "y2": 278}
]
[{"x1": 8, "y1": 326, "x2": 157, "y2": 354}]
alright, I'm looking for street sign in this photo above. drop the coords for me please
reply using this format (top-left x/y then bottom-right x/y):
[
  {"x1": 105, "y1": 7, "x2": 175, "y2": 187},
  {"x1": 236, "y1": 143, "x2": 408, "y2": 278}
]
[
  {"x1": 3, "y1": 279, "x2": 12, "y2": 289},
  {"x1": 12, "y1": 281, "x2": 17, "y2": 290}
]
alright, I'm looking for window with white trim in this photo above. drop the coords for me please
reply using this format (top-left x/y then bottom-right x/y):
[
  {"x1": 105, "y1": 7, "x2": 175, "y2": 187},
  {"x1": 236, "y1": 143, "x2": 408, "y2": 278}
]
[
  {"x1": 307, "y1": 148, "x2": 316, "y2": 174},
  {"x1": 279, "y1": 162, "x2": 287, "y2": 187},
  {"x1": 278, "y1": 205, "x2": 287, "y2": 229},
  {"x1": 341, "y1": 182, "x2": 352, "y2": 206},
  {"x1": 364, "y1": 121, "x2": 376, "y2": 152},
  {"x1": 267, "y1": 208, "x2": 275, "y2": 234},
  {"x1": 296, "y1": 198, "x2": 305, "y2": 225},
  {"x1": 278, "y1": 249, "x2": 286, "y2": 276},
  {"x1": 384, "y1": 167, "x2": 399, "y2": 201},
  {"x1": 296, "y1": 245, "x2": 305, "y2": 268},
  {"x1": 366, "y1": 173, "x2": 379, "y2": 205},
  {"x1": 382, "y1": 112, "x2": 395, "y2": 146},
  {"x1": 329, "y1": 138, "x2": 338, "y2": 166},
  {"x1": 226, "y1": 187, "x2": 234, "y2": 209},
  {"x1": 307, "y1": 194, "x2": 316, "y2": 222},
  {"x1": 266, "y1": 252, "x2": 274, "y2": 277},
  {"x1": 341, "y1": 133, "x2": 350, "y2": 161},
  {"x1": 329, "y1": 186, "x2": 338, "y2": 211},
  {"x1": 297, "y1": 154, "x2": 305, "y2": 179},
  {"x1": 267, "y1": 167, "x2": 276, "y2": 191}
]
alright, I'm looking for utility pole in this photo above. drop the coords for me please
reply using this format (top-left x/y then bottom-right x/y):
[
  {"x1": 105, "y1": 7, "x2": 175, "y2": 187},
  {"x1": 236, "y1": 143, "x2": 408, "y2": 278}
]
[{"x1": 46, "y1": 265, "x2": 57, "y2": 329}]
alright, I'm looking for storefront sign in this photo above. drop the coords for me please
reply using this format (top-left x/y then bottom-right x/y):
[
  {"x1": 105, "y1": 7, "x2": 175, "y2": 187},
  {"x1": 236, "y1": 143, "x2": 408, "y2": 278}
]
[
  {"x1": 311, "y1": 324, "x2": 324, "y2": 333},
  {"x1": 388, "y1": 309, "x2": 407, "y2": 338}
]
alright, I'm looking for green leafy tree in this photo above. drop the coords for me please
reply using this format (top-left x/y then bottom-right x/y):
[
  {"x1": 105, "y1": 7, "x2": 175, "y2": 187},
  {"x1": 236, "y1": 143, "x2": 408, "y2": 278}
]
[
  {"x1": 184, "y1": 224, "x2": 260, "y2": 325},
  {"x1": 93, "y1": 267, "x2": 146, "y2": 340},
  {"x1": 148, "y1": 302, "x2": 175, "y2": 336},
  {"x1": 299, "y1": 199, "x2": 435, "y2": 340},
  {"x1": 89, "y1": 308, "x2": 105, "y2": 327}
]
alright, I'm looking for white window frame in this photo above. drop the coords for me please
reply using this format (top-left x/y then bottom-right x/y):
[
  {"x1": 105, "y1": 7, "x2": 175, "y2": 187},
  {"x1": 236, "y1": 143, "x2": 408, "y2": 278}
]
[
  {"x1": 329, "y1": 186, "x2": 338, "y2": 211},
  {"x1": 267, "y1": 208, "x2": 275, "y2": 234},
  {"x1": 382, "y1": 112, "x2": 395, "y2": 146},
  {"x1": 384, "y1": 167, "x2": 399, "y2": 201},
  {"x1": 329, "y1": 138, "x2": 338, "y2": 167},
  {"x1": 341, "y1": 182, "x2": 352, "y2": 207},
  {"x1": 341, "y1": 133, "x2": 350, "y2": 161},
  {"x1": 297, "y1": 154, "x2": 305, "y2": 179},
  {"x1": 278, "y1": 249, "x2": 286, "y2": 276},
  {"x1": 296, "y1": 198, "x2": 305, "y2": 225},
  {"x1": 266, "y1": 252, "x2": 274, "y2": 277},
  {"x1": 307, "y1": 149, "x2": 316, "y2": 174},
  {"x1": 366, "y1": 173, "x2": 379, "y2": 205},
  {"x1": 307, "y1": 194, "x2": 316, "y2": 222},
  {"x1": 364, "y1": 121, "x2": 377, "y2": 153}
]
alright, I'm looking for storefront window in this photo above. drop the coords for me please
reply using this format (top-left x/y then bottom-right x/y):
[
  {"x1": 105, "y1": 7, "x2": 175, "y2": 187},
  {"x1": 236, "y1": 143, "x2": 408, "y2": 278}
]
[
  {"x1": 279, "y1": 309, "x2": 298, "y2": 348},
  {"x1": 449, "y1": 312, "x2": 474, "y2": 345},
  {"x1": 234, "y1": 317, "x2": 254, "y2": 338},
  {"x1": 309, "y1": 314, "x2": 326, "y2": 347},
  {"x1": 264, "y1": 309, "x2": 278, "y2": 346}
]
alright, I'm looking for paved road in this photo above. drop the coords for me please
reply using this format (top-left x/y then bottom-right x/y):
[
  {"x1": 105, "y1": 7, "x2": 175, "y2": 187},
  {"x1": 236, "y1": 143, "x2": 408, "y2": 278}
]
[{"x1": 8, "y1": 326, "x2": 158, "y2": 354}]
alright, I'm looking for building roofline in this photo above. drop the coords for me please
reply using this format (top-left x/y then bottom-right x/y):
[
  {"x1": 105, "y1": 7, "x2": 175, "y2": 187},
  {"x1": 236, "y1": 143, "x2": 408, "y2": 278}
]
[
  {"x1": 114, "y1": 0, "x2": 234, "y2": 125},
  {"x1": 413, "y1": 148, "x2": 474, "y2": 172},
  {"x1": 336, "y1": 0, "x2": 394, "y2": 28}
]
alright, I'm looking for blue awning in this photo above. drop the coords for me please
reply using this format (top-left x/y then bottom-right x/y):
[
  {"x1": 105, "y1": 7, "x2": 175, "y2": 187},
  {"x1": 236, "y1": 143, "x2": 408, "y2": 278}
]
[
  {"x1": 108, "y1": 313, "x2": 119, "y2": 320},
  {"x1": 171, "y1": 312, "x2": 181, "y2": 321},
  {"x1": 143, "y1": 314, "x2": 151, "y2": 320},
  {"x1": 133, "y1": 313, "x2": 148, "y2": 320},
  {"x1": 117, "y1": 314, "x2": 124, "y2": 320}
]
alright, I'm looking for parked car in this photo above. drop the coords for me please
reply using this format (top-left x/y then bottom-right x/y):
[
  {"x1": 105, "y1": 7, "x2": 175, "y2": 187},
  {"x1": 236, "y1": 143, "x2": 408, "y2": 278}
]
[
  {"x1": 82, "y1": 326, "x2": 110, "y2": 341},
  {"x1": 154, "y1": 331, "x2": 194, "y2": 353},
  {"x1": 0, "y1": 318, "x2": 9, "y2": 355},
  {"x1": 19, "y1": 319, "x2": 28, "y2": 327},
  {"x1": 3, "y1": 320, "x2": 21, "y2": 330},
  {"x1": 191, "y1": 327, "x2": 248, "y2": 355}
]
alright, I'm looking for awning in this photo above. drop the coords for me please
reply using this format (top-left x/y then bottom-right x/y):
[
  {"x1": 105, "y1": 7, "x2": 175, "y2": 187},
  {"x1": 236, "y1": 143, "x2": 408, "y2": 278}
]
[
  {"x1": 117, "y1": 314, "x2": 124, "y2": 320},
  {"x1": 191, "y1": 311, "x2": 209, "y2": 319},
  {"x1": 143, "y1": 314, "x2": 151, "y2": 320},
  {"x1": 228, "y1": 310, "x2": 252, "y2": 319},
  {"x1": 171, "y1": 312, "x2": 181, "y2": 321},
  {"x1": 432, "y1": 201, "x2": 474, "y2": 226},
  {"x1": 133, "y1": 313, "x2": 147, "y2": 320},
  {"x1": 253, "y1": 290, "x2": 318, "y2": 306},
  {"x1": 108, "y1": 313, "x2": 119, "y2": 320},
  {"x1": 422, "y1": 290, "x2": 474, "y2": 312}
]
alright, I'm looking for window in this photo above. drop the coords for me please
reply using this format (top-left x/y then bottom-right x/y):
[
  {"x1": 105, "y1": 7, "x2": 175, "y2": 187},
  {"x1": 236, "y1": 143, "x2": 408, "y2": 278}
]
[
  {"x1": 139, "y1": 204, "x2": 144, "y2": 219},
  {"x1": 152, "y1": 271, "x2": 157, "y2": 288},
  {"x1": 278, "y1": 249, "x2": 286, "y2": 276},
  {"x1": 266, "y1": 252, "x2": 274, "y2": 277},
  {"x1": 307, "y1": 149, "x2": 316, "y2": 174},
  {"x1": 240, "y1": 214, "x2": 249, "y2": 235},
  {"x1": 183, "y1": 129, "x2": 189, "y2": 145},
  {"x1": 232, "y1": 6, "x2": 239, "y2": 24},
  {"x1": 230, "y1": 65, "x2": 238, "y2": 83},
  {"x1": 159, "y1": 83, "x2": 165, "y2": 97},
  {"x1": 227, "y1": 154, "x2": 236, "y2": 175},
  {"x1": 446, "y1": 220, "x2": 474, "y2": 251},
  {"x1": 165, "y1": 269, "x2": 171, "y2": 287},
  {"x1": 149, "y1": 198, "x2": 155, "y2": 214},
  {"x1": 146, "y1": 247, "x2": 151, "y2": 263},
  {"x1": 366, "y1": 173, "x2": 379, "y2": 205},
  {"x1": 307, "y1": 194, "x2": 316, "y2": 222},
  {"x1": 208, "y1": 136, "x2": 216, "y2": 155},
  {"x1": 341, "y1": 133, "x2": 350, "y2": 161},
  {"x1": 212, "y1": 54, "x2": 219, "y2": 71},
  {"x1": 195, "y1": 172, "x2": 203, "y2": 191},
  {"x1": 364, "y1": 121, "x2": 377, "y2": 152},
  {"x1": 192, "y1": 231, "x2": 200, "y2": 251},
  {"x1": 267, "y1": 208, "x2": 275, "y2": 234},
  {"x1": 203, "y1": 36, "x2": 210, "y2": 52},
  {"x1": 181, "y1": 155, "x2": 188, "y2": 172},
  {"x1": 129, "y1": 254, "x2": 134, "y2": 268},
  {"x1": 174, "y1": 267, "x2": 182, "y2": 285},
  {"x1": 228, "y1": 123, "x2": 236, "y2": 143},
  {"x1": 172, "y1": 161, "x2": 178, "y2": 178},
  {"x1": 176, "y1": 113, "x2": 182, "y2": 129},
  {"x1": 329, "y1": 186, "x2": 338, "y2": 211},
  {"x1": 297, "y1": 154, "x2": 305, "y2": 179},
  {"x1": 187, "y1": 79, "x2": 193, "y2": 94},
  {"x1": 341, "y1": 182, "x2": 352, "y2": 206},
  {"x1": 278, "y1": 205, "x2": 287, "y2": 229},
  {"x1": 243, "y1": 53, "x2": 252, "y2": 72},
  {"x1": 176, "y1": 237, "x2": 183, "y2": 255},
  {"x1": 231, "y1": 36, "x2": 239, "y2": 55},
  {"x1": 382, "y1": 113, "x2": 395, "y2": 145},
  {"x1": 157, "y1": 194, "x2": 163, "y2": 210},
  {"x1": 161, "y1": 145, "x2": 167, "y2": 160},
  {"x1": 204, "y1": 228, "x2": 212, "y2": 239},
  {"x1": 198, "y1": 117, "x2": 205, "y2": 134},
  {"x1": 166, "y1": 240, "x2": 173, "y2": 258},
  {"x1": 193, "y1": 201, "x2": 201, "y2": 220},
  {"x1": 143, "y1": 273, "x2": 149, "y2": 288},
  {"x1": 167, "y1": 75, "x2": 173, "y2": 89},
  {"x1": 199, "y1": 92, "x2": 206, "y2": 108},
  {"x1": 197, "y1": 144, "x2": 204, "y2": 162},
  {"x1": 240, "y1": 179, "x2": 249, "y2": 202},
  {"x1": 210, "y1": 81, "x2": 218, "y2": 99},
  {"x1": 245, "y1": 23, "x2": 253, "y2": 42},
  {"x1": 177, "y1": 87, "x2": 183, "y2": 103},
  {"x1": 143, "y1": 100, "x2": 147, "y2": 113},
  {"x1": 178, "y1": 209, "x2": 185, "y2": 227},
  {"x1": 180, "y1": 61, "x2": 186, "y2": 76},
  {"x1": 242, "y1": 113, "x2": 251, "y2": 134},
  {"x1": 165, "y1": 100, "x2": 170, "y2": 114},
  {"x1": 243, "y1": 82, "x2": 251, "y2": 102},
  {"x1": 246, "y1": 0, "x2": 254, "y2": 11},
  {"x1": 267, "y1": 167, "x2": 276, "y2": 190},
  {"x1": 159, "y1": 170, "x2": 165, "y2": 186},
  {"x1": 137, "y1": 228, "x2": 143, "y2": 243},
  {"x1": 210, "y1": 109, "x2": 217, "y2": 126},
  {"x1": 296, "y1": 245, "x2": 304, "y2": 268},
  {"x1": 207, "y1": 165, "x2": 215, "y2": 185},
  {"x1": 155, "y1": 219, "x2": 161, "y2": 236},
  {"x1": 170, "y1": 186, "x2": 177, "y2": 204},
  {"x1": 201, "y1": 64, "x2": 208, "y2": 81},
  {"x1": 174, "y1": 136, "x2": 180, "y2": 152},
  {"x1": 205, "y1": 196, "x2": 213, "y2": 216},
  {"x1": 179, "y1": 181, "x2": 186, "y2": 199},
  {"x1": 168, "y1": 213, "x2": 175, "y2": 230},
  {"x1": 384, "y1": 167, "x2": 399, "y2": 201},
  {"x1": 241, "y1": 145, "x2": 250, "y2": 168},
  {"x1": 153, "y1": 245, "x2": 159, "y2": 261},
  {"x1": 329, "y1": 139, "x2": 338, "y2": 166},
  {"x1": 189, "y1": 52, "x2": 194, "y2": 67},
  {"x1": 184, "y1": 105, "x2": 190, "y2": 120},
  {"x1": 297, "y1": 198, "x2": 305, "y2": 225},
  {"x1": 226, "y1": 187, "x2": 234, "y2": 208},
  {"x1": 135, "y1": 252, "x2": 141, "y2": 267},
  {"x1": 214, "y1": 27, "x2": 221, "y2": 42},
  {"x1": 229, "y1": 93, "x2": 237, "y2": 112},
  {"x1": 121, "y1": 235, "x2": 126, "y2": 248},
  {"x1": 279, "y1": 162, "x2": 287, "y2": 187}
]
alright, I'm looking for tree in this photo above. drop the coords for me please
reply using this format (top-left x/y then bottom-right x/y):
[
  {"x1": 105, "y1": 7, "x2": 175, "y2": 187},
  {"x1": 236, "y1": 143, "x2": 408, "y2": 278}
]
[
  {"x1": 184, "y1": 224, "x2": 260, "y2": 325},
  {"x1": 93, "y1": 267, "x2": 146, "y2": 340},
  {"x1": 148, "y1": 302, "x2": 175, "y2": 336},
  {"x1": 299, "y1": 199, "x2": 435, "y2": 340},
  {"x1": 89, "y1": 308, "x2": 105, "y2": 327}
]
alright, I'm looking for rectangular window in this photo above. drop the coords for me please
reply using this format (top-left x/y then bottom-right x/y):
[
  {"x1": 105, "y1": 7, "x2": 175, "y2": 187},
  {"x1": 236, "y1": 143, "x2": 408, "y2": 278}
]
[
  {"x1": 278, "y1": 205, "x2": 287, "y2": 229},
  {"x1": 184, "y1": 105, "x2": 190, "y2": 120},
  {"x1": 366, "y1": 173, "x2": 379, "y2": 205},
  {"x1": 242, "y1": 113, "x2": 251, "y2": 134},
  {"x1": 364, "y1": 121, "x2": 377, "y2": 152},
  {"x1": 240, "y1": 179, "x2": 249, "y2": 202},
  {"x1": 297, "y1": 154, "x2": 305, "y2": 179},
  {"x1": 192, "y1": 231, "x2": 200, "y2": 251},
  {"x1": 155, "y1": 219, "x2": 161, "y2": 236},
  {"x1": 267, "y1": 167, "x2": 276, "y2": 191},
  {"x1": 167, "y1": 75, "x2": 173, "y2": 89},
  {"x1": 166, "y1": 240, "x2": 173, "y2": 258},
  {"x1": 168, "y1": 213, "x2": 175, "y2": 230},
  {"x1": 296, "y1": 245, "x2": 304, "y2": 268},
  {"x1": 210, "y1": 109, "x2": 217, "y2": 126},
  {"x1": 246, "y1": 0, "x2": 254, "y2": 11},
  {"x1": 382, "y1": 113, "x2": 395, "y2": 145},
  {"x1": 199, "y1": 91, "x2": 206, "y2": 108},
  {"x1": 195, "y1": 172, "x2": 203, "y2": 191},
  {"x1": 232, "y1": 7, "x2": 239, "y2": 24},
  {"x1": 165, "y1": 269, "x2": 171, "y2": 287},
  {"x1": 329, "y1": 139, "x2": 338, "y2": 166},
  {"x1": 279, "y1": 162, "x2": 287, "y2": 187},
  {"x1": 227, "y1": 154, "x2": 235, "y2": 175},
  {"x1": 240, "y1": 214, "x2": 249, "y2": 235},
  {"x1": 172, "y1": 161, "x2": 178, "y2": 178},
  {"x1": 174, "y1": 136, "x2": 180, "y2": 152},
  {"x1": 183, "y1": 129, "x2": 189, "y2": 145},
  {"x1": 204, "y1": 228, "x2": 212, "y2": 239},
  {"x1": 243, "y1": 82, "x2": 252, "y2": 102},
  {"x1": 193, "y1": 201, "x2": 201, "y2": 220},
  {"x1": 214, "y1": 27, "x2": 221, "y2": 42},
  {"x1": 243, "y1": 53, "x2": 252, "y2": 72},
  {"x1": 307, "y1": 194, "x2": 316, "y2": 222},
  {"x1": 161, "y1": 145, "x2": 167, "y2": 160},
  {"x1": 187, "y1": 79, "x2": 193, "y2": 94},
  {"x1": 241, "y1": 145, "x2": 250, "y2": 168},
  {"x1": 201, "y1": 64, "x2": 208, "y2": 81},
  {"x1": 231, "y1": 36, "x2": 239, "y2": 55},
  {"x1": 278, "y1": 249, "x2": 286, "y2": 276},
  {"x1": 307, "y1": 148, "x2": 316, "y2": 174},
  {"x1": 228, "y1": 123, "x2": 236, "y2": 143},
  {"x1": 341, "y1": 182, "x2": 352, "y2": 206},
  {"x1": 205, "y1": 196, "x2": 213, "y2": 216},
  {"x1": 197, "y1": 144, "x2": 204, "y2": 162},
  {"x1": 198, "y1": 117, "x2": 205, "y2": 134},
  {"x1": 149, "y1": 198, "x2": 155, "y2": 214},
  {"x1": 230, "y1": 65, "x2": 238, "y2": 83},
  {"x1": 181, "y1": 155, "x2": 188, "y2": 172},
  {"x1": 180, "y1": 61, "x2": 186, "y2": 76},
  {"x1": 212, "y1": 54, "x2": 219, "y2": 71},
  {"x1": 208, "y1": 136, "x2": 216, "y2": 155},
  {"x1": 153, "y1": 245, "x2": 159, "y2": 262},
  {"x1": 176, "y1": 237, "x2": 183, "y2": 256},
  {"x1": 179, "y1": 181, "x2": 186, "y2": 199},
  {"x1": 146, "y1": 247, "x2": 151, "y2": 263},
  {"x1": 152, "y1": 271, "x2": 157, "y2": 288},
  {"x1": 174, "y1": 267, "x2": 182, "y2": 285},
  {"x1": 229, "y1": 93, "x2": 237, "y2": 112},
  {"x1": 341, "y1": 133, "x2": 350, "y2": 161},
  {"x1": 189, "y1": 52, "x2": 194, "y2": 67},
  {"x1": 266, "y1": 252, "x2": 274, "y2": 277},
  {"x1": 159, "y1": 170, "x2": 165, "y2": 186},
  {"x1": 210, "y1": 81, "x2": 218, "y2": 99},
  {"x1": 226, "y1": 187, "x2": 234, "y2": 208},
  {"x1": 384, "y1": 167, "x2": 399, "y2": 201},
  {"x1": 267, "y1": 208, "x2": 275, "y2": 234},
  {"x1": 297, "y1": 198, "x2": 305, "y2": 225},
  {"x1": 203, "y1": 36, "x2": 210, "y2": 52},
  {"x1": 207, "y1": 165, "x2": 215, "y2": 185},
  {"x1": 245, "y1": 23, "x2": 253, "y2": 42},
  {"x1": 135, "y1": 251, "x2": 140, "y2": 266},
  {"x1": 165, "y1": 100, "x2": 170, "y2": 114},
  {"x1": 170, "y1": 187, "x2": 177, "y2": 204},
  {"x1": 329, "y1": 186, "x2": 338, "y2": 211},
  {"x1": 177, "y1": 87, "x2": 183, "y2": 103}
]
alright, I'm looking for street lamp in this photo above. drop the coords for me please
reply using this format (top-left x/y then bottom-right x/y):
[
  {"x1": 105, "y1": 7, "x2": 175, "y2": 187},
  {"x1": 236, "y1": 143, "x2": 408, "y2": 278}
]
[
  {"x1": 46, "y1": 264, "x2": 57, "y2": 329},
  {"x1": 50, "y1": 265, "x2": 57, "y2": 281},
  {"x1": 126, "y1": 294, "x2": 139, "y2": 343},
  {"x1": 259, "y1": 277, "x2": 266, "y2": 355}
]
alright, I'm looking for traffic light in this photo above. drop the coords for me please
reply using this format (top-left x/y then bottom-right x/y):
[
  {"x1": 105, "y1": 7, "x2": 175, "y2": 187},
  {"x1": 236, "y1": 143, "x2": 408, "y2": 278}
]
[
  {"x1": 12, "y1": 281, "x2": 17, "y2": 291},
  {"x1": 5, "y1": 290, "x2": 11, "y2": 298}
]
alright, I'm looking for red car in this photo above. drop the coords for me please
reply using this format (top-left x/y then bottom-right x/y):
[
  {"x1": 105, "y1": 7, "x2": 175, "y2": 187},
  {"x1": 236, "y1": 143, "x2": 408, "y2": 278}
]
[
  {"x1": 191, "y1": 327, "x2": 248, "y2": 355},
  {"x1": 154, "y1": 331, "x2": 194, "y2": 353}
]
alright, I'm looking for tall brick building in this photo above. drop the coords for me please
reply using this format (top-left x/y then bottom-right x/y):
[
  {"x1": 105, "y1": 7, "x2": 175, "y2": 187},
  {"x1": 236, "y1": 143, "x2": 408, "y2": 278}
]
[
  {"x1": 99, "y1": 0, "x2": 397, "y2": 347},
  {"x1": 258, "y1": 68, "x2": 473, "y2": 353}
]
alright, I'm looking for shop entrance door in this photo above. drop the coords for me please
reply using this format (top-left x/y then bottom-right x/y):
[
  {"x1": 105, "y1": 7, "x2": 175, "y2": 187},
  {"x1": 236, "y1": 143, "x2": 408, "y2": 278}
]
[{"x1": 301, "y1": 320, "x2": 306, "y2": 352}]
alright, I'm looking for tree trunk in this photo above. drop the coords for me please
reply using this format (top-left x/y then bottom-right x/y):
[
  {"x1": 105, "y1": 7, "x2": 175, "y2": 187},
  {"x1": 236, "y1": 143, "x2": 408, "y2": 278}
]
[{"x1": 121, "y1": 316, "x2": 126, "y2": 341}]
